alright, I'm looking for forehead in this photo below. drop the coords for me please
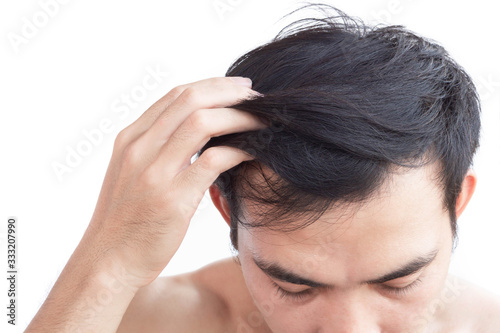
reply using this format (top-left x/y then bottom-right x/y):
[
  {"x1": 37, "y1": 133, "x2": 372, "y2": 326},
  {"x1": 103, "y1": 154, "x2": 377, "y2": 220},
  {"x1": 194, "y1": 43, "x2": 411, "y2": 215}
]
[{"x1": 238, "y1": 162, "x2": 451, "y2": 283}]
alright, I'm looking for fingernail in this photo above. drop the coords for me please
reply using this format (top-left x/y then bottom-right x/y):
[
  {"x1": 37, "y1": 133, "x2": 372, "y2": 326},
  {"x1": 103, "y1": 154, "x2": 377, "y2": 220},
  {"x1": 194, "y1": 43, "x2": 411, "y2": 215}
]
[{"x1": 229, "y1": 76, "x2": 252, "y2": 87}]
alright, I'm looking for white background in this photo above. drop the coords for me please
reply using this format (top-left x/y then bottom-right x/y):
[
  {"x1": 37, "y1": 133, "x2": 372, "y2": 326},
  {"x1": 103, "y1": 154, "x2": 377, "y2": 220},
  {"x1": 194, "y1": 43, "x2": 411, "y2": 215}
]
[{"x1": 1, "y1": 0, "x2": 499, "y2": 331}]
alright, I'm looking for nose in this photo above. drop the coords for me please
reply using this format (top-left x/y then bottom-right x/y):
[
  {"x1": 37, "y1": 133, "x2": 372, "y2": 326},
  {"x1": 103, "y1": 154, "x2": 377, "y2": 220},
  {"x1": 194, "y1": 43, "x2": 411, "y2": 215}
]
[
  {"x1": 316, "y1": 292, "x2": 381, "y2": 333},
  {"x1": 317, "y1": 319, "x2": 380, "y2": 333},
  {"x1": 317, "y1": 316, "x2": 380, "y2": 333}
]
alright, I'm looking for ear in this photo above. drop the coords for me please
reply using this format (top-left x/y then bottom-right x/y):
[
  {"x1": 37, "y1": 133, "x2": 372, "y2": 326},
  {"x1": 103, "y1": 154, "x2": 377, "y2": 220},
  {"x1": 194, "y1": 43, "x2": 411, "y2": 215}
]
[
  {"x1": 455, "y1": 169, "x2": 477, "y2": 219},
  {"x1": 209, "y1": 184, "x2": 232, "y2": 228}
]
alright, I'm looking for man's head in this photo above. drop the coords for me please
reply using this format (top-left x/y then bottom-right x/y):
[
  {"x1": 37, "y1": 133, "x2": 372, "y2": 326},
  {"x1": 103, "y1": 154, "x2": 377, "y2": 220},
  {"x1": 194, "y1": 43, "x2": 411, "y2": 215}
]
[
  {"x1": 200, "y1": 4, "x2": 480, "y2": 331},
  {"x1": 210, "y1": 157, "x2": 475, "y2": 331}
]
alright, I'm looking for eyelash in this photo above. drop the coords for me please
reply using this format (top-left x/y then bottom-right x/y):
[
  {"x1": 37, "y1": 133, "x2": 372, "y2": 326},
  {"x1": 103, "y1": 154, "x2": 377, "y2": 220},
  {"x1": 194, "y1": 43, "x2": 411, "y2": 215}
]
[
  {"x1": 271, "y1": 281, "x2": 314, "y2": 302},
  {"x1": 381, "y1": 278, "x2": 423, "y2": 297},
  {"x1": 271, "y1": 278, "x2": 423, "y2": 301}
]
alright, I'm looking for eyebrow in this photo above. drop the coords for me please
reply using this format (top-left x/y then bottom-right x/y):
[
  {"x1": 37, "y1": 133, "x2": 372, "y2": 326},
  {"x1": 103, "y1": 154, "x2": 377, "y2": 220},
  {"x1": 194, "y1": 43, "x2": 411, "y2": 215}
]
[{"x1": 252, "y1": 249, "x2": 439, "y2": 288}]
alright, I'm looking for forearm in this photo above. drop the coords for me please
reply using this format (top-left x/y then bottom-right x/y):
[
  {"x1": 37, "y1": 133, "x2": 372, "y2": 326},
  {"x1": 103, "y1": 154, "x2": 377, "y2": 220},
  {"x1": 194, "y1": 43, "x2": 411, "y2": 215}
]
[
  {"x1": 24, "y1": 76, "x2": 261, "y2": 332},
  {"x1": 25, "y1": 230, "x2": 141, "y2": 333}
]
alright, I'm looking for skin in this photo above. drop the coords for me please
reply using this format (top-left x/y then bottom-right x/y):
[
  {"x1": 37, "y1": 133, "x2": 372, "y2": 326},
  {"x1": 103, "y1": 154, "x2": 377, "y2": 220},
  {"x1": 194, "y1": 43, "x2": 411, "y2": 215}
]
[
  {"x1": 25, "y1": 77, "x2": 500, "y2": 333},
  {"x1": 228, "y1": 162, "x2": 471, "y2": 332},
  {"x1": 118, "y1": 161, "x2": 500, "y2": 332}
]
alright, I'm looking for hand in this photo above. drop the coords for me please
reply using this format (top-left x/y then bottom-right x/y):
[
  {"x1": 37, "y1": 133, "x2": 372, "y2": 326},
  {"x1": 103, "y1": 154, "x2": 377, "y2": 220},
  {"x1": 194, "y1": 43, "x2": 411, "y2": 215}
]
[{"x1": 84, "y1": 76, "x2": 265, "y2": 288}]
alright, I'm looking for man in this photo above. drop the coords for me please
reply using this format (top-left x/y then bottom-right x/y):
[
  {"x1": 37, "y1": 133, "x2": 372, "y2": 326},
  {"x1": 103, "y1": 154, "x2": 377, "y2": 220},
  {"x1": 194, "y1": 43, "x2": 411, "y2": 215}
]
[{"x1": 26, "y1": 5, "x2": 500, "y2": 333}]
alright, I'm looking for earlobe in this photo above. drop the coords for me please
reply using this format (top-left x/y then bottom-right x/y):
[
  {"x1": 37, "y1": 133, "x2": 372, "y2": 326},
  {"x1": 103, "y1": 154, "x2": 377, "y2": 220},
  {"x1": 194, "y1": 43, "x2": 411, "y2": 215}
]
[
  {"x1": 455, "y1": 169, "x2": 478, "y2": 219},
  {"x1": 209, "y1": 184, "x2": 232, "y2": 228}
]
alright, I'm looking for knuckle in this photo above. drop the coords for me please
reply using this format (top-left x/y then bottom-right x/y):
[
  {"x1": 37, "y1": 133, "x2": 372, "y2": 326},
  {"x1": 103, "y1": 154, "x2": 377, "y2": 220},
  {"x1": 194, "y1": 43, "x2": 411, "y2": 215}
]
[
  {"x1": 114, "y1": 130, "x2": 130, "y2": 150},
  {"x1": 186, "y1": 109, "x2": 210, "y2": 132},
  {"x1": 121, "y1": 141, "x2": 141, "y2": 166},
  {"x1": 139, "y1": 165, "x2": 159, "y2": 188},
  {"x1": 201, "y1": 147, "x2": 222, "y2": 170},
  {"x1": 179, "y1": 86, "x2": 201, "y2": 106},
  {"x1": 168, "y1": 85, "x2": 186, "y2": 99}
]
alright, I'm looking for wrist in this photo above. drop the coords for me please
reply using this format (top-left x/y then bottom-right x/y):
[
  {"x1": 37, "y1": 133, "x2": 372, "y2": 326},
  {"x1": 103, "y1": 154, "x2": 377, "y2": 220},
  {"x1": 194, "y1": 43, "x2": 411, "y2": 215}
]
[{"x1": 25, "y1": 233, "x2": 141, "y2": 332}]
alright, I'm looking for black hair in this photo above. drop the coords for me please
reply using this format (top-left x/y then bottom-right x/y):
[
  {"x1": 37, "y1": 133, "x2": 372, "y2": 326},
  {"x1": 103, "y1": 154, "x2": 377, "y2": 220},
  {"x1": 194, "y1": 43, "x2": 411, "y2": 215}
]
[{"x1": 197, "y1": 3, "x2": 481, "y2": 249}]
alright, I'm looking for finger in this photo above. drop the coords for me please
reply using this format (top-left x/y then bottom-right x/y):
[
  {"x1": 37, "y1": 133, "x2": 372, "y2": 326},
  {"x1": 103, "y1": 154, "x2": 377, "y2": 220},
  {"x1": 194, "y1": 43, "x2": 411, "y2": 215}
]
[
  {"x1": 173, "y1": 146, "x2": 255, "y2": 215},
  {"x1": 145, "y1": 81, "x2": 258, "y2": 143},
  {"x1": 129, "y1": 83, "x2": 261, "y2": 171},
  {"x1": 155, "y1": 107, "x2": 267, "y2": 173},
  {"x1": 115, "y1": 77, "x2": 253, "y2": 147}
]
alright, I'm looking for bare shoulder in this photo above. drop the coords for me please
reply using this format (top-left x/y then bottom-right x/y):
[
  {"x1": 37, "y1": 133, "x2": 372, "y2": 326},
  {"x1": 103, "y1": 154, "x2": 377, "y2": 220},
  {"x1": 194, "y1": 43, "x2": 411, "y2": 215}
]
[
  {"x1": 439, "y1": 275, "x2": 500, "y2": 332},
  {"x1": 190, "y1": 256, "x2": 259, "y2": 325},
  {"x1": 459, "y1": 277, "x2": 500, "y2": 332},
  {"x1": 117, "y1": 257, "x2": 245, "y2": 333}
]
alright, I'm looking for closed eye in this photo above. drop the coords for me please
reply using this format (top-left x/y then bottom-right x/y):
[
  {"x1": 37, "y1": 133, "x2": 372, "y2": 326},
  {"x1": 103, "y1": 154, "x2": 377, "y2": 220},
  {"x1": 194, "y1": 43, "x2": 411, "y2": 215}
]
[
  {"x1": 379, "y1": 277, "x2": 423, "y2": 297},
  {"x1": 271, "y1": 276, "x2": 424, "y2": 302},
  {"x1": 270, "y1": 280, "x2": 315, "y2": 302}
]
